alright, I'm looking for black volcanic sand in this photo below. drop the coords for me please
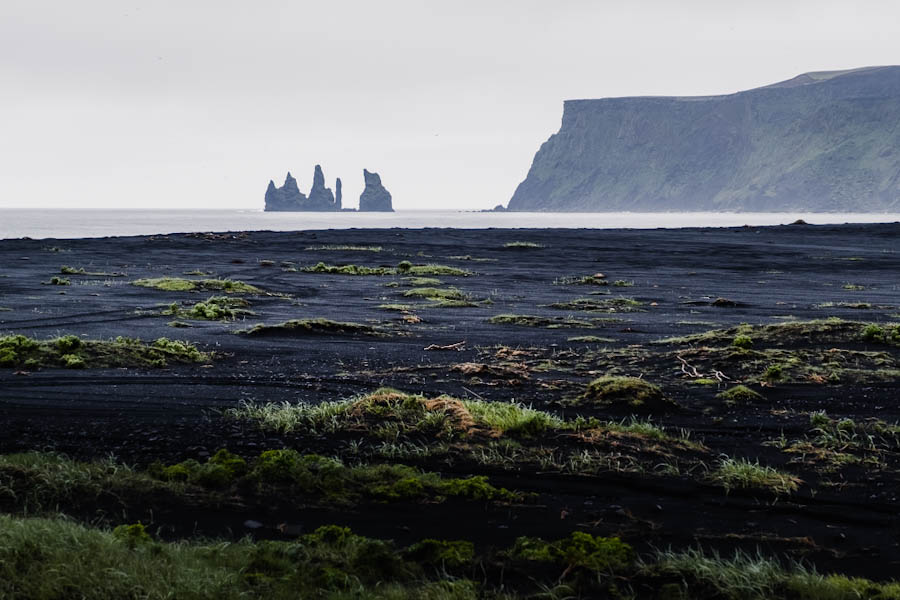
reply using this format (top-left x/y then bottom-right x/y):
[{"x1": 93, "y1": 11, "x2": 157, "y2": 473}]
[{"x1": 2, "y1": 223, "x2": 900, "y2": 579}]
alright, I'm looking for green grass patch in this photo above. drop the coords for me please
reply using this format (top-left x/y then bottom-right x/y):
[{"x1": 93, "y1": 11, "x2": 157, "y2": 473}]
[
  {"x1": 403, "y1": 287, "x2": 465, "y2": 300},
  {"x1": 0, "y1": 515, "x2": 484, "y2": 599},
  {"x1": 548, "y1": 297, "x2": 643, "y2": 312},
  {"x1": 305, "y1": 245, "x2": 383, "y2": 251},
  {"x1": 710, "y1": 457, "x2": 800, "y2": 494},
  {"x1": 567, "y1": 335, "x2": 617, "y2": 343},
  {"x1": 303, "y1": 263, "x2": 470, "y2": 277},
  {"x1": 502, "y1": 241, "x2": 544, "y2": 249},
  {"x1": 0, "y1": 334, "x2": 209, "y2": 369},
  {"x1": 227, "y1": 388, "x2": 565, "y2": 440},
  {"x1": 403, "y1": 277, "x2": 442, "y2": 286},
  {"x1": 240, "y1": 319, "x2": 381, "y2": 337},
  {"x1": 60, "y1": 265, "x2": 123, "y2": 277},
  {"x1": 642, "y1": 548, "x2": 900, "y2": 600},
  {"x1": 133, "y1": 278, "x2": 263, "y2": 294},
  {"x1": 716, "y1": 385, "x2": 765, "y2": 405},
  {"x1": 488, "y1": 314, "x2": 619, "y2": 329},
  {"x1": 379, "y1": 303, "x2": 417, "y2": 312},
  {"x1": 554, "y1": 274, "x2": 609, "y2": 286},
  {"x1": 508, "y1": 531, "x2": 634, "y2": 573},
  {"x1": 576, "y1": 376, "x2": 677, "y2": 413},
  {"x1": 164, "y1": 296, "x2": 253, "y2": 321}
]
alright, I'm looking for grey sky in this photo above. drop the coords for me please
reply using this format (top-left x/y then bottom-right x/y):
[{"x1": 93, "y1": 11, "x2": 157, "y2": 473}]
[{"x1": 2, "y1": 0, "x2": 897, "y2": 210}]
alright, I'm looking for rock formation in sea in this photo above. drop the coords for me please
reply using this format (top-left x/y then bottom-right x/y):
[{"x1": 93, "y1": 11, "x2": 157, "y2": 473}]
[
  {"x1": 264, "y1": 165, "x2": 341, "y2": 211},
  {"x1": 335, "y1": 178, "x2": 342, "y2": 210},
  {"x1": 507, "y1": 66, "x2": 900, "y2": 211},
  {"x1": 264, "y1": 172, "x2": 308, "y2": 212},
  {"x1": 358, "y1": 169, "x2": 394, "y2": 212}
]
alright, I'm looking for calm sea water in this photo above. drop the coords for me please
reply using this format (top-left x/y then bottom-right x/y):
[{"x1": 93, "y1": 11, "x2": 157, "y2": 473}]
[{"x1": 1, "y1": 209, "x2": 899, "y2": 240}]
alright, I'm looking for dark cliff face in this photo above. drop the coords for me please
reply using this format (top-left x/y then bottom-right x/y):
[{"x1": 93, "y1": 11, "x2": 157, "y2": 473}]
[
  {"x1": 264, "y1": 166, "x2": 341, "y2": 212},
  {"x1": 358, "y1": 169, "x2": 394, "y2": 212},
  {"x1": 508, "y1": 66, "x2": 900, "y2": 212}
]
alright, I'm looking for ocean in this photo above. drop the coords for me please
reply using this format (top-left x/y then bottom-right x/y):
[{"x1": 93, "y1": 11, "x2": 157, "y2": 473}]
[{"x1": 1, "y1": 209, "x2": 899, "y2": 240}]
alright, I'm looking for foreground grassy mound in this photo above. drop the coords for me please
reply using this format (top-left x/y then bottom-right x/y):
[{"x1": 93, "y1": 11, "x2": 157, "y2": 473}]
[
  {"x1": 0, "y1": 334, "x2": 209, "y2": 369},
  {"x1": 0, "y1": 517, "x2": 480, "y2": 600},
  {"x1": 133, "y1": 277, "x2": 263, "y2": 294},
  {"x1": 2, "y1": 514, "x2": 897, "y2": 600}
]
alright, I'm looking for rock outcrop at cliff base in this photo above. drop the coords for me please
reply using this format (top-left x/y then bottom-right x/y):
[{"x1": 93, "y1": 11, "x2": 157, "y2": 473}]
[{"x1": 508, "y1": 66, "x2": 900, "y2": 212}]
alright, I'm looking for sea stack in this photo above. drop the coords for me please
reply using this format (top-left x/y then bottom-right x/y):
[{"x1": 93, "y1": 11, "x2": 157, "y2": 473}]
[
  {"x1": 358, "y1": 169, "x2": 394, "y2": 212},
  {"x1": 263, "y1": 165, "x2": 341, "y2": 211},
  {"x1": 264, "y1": 172, "x2": 308, "y2": 211},
  {"x1": 306, "y1": 165, "x2": 338, "y2": 210}
]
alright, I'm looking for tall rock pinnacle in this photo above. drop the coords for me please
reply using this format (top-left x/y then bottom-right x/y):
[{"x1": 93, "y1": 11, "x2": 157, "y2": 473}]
[{"x1": 358, "y1": 169, "x2": 394, "y2": 212}]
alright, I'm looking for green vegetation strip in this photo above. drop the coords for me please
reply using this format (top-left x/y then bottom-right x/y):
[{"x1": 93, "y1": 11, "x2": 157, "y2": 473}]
[
  {"x1": 0, "y1": 451, "x2": 518, "y2": 513},
  {"x1": 0, "y1": 334, "x2": 209, "y2": 369},
  {"x1": 1, "y1": 513, "x2": 896, "y2": 599}
]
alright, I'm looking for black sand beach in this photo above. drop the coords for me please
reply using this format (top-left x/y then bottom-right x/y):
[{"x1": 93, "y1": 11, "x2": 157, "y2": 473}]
[{"x1": 2, "y1": 223, "x2": 899, "y2": 587}]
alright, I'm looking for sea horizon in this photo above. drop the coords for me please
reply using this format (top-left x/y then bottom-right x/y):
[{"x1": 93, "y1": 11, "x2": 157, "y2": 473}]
[{"x1": 2, "y1": 208, "x2": 899, "y2": 240}]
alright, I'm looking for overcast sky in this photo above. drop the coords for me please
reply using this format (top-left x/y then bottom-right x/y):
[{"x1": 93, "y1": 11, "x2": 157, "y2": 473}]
[{"x1": 1, "y1": 0, "x2": 898, "y2": 210}]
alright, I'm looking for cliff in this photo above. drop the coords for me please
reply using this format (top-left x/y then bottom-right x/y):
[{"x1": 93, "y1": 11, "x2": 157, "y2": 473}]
[{"x1": 508, "y1": 66, "x2": 900, "y2": 212}]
